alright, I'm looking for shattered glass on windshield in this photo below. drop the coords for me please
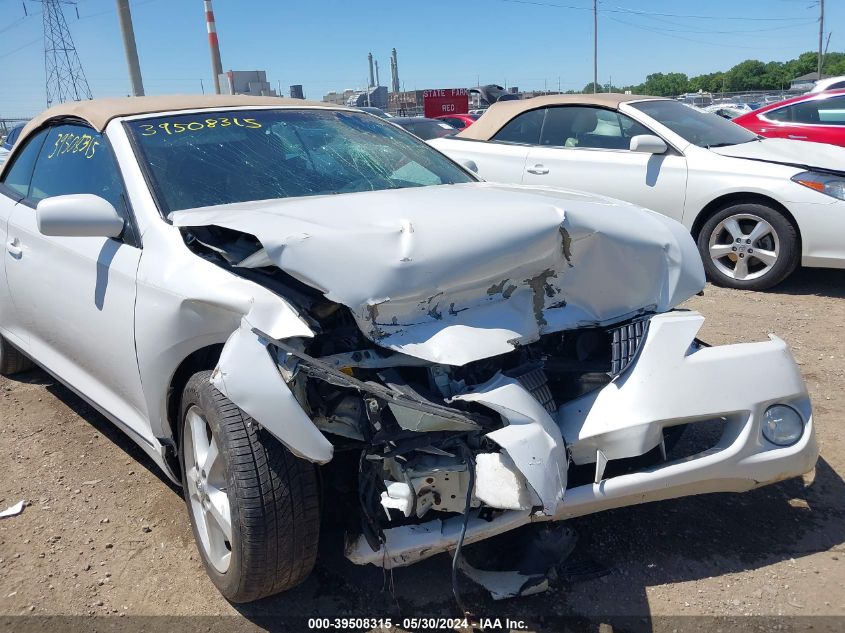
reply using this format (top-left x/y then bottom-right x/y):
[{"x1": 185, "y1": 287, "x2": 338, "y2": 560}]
[{"x1": 125, "y1": 109, "x2": 475, "y2": 213}]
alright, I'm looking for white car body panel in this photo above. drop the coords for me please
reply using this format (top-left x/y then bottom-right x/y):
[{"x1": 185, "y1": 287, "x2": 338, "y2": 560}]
[
  {"x1": 522, "y1": 145, "x2": 688, "y2": 222},
  {"x1": 4, "y1": 204, "x2": 150, "y2": 443},
  {"x1": 0, "y1": 104, "x2": 819, "y2": 571},
  {"x1": 170, "y1": 183, "x2": 704, "y2": 366},
  {"x1": 429, "y1": 99, "x2": 845, "y2": 270}
]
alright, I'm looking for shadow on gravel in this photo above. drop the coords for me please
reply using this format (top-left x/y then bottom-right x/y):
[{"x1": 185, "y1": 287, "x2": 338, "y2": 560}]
[
  {"x1": 772, "y1": 268, "x2": 845, "y2": 299},
  {"x1": 9, "y1": 368, "x2": 181, "y2": 494}
]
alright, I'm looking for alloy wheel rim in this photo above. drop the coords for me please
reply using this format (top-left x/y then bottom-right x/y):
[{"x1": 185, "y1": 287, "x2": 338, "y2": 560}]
[
  {"x1": 183, "y1": 406, "x2": 232, "y2": 573},
  {"x1": 708, "y1": 213, "x2": 780, "y2": 282}
]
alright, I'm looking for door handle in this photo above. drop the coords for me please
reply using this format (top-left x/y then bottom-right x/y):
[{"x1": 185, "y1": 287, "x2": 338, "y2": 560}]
[
  {"x1": 6, "y1": 238, "x2": 22, "y2": 258},
  {"x1": 526, "y1": 165, "x2": 549, "y2": 175},
  {"x1": 787, "y1": 134, "x2": 807, "y2": 140}
]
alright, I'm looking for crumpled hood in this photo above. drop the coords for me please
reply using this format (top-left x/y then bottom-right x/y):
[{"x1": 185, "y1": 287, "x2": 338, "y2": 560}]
[
  {"x1": 171, "y1": 182, "x2": 704, "y2": 365},
  {"x1": 710, "y1": 137, "x2": 845, "y2": 173}
]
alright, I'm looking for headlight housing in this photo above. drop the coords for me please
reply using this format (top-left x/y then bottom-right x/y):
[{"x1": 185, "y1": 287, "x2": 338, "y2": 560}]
[
  {"x1": 792, "y1": 171, "x2": 845, "y2": 201},
  {"x1": 762, "y1": 404, "x2": 804, "y2": 446}
]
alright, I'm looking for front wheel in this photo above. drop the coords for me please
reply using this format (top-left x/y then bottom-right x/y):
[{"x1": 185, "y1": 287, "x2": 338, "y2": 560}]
[
  {"x1": 179, "y1": 371, "x2": 321, "y2": 603},
  {"x1": 697, "y1": 203, "x2": 799, "y2": 291}
]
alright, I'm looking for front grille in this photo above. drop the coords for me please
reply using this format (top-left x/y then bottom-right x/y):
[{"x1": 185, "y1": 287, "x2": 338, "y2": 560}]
[
  {"x1": 609, "y1": 317, "x2": 650, "y2": 377},
  {"x1": 515, "y1": 366, "x2": 557, "y2": 414}
]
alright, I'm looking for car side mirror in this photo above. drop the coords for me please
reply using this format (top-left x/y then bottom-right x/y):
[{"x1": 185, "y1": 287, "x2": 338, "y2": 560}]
[
  {"x1": 461, "y1": 160, "x2": 479, "y2": 173},
  {"x1": 36, "y1": 194, "x2": 124, "y2": 238},
  {"x1": 629, "y1": 134, "x2": 668, "y2": 154}
]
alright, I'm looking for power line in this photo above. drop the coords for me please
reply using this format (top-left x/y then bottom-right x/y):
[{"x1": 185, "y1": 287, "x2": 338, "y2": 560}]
[
  {"x1": 608, "y1": 5, "x2": 810, "y2": 21},
  {"x1": 0, "y1": 36, "x2": 41, "y2": 60},
  {"x1": 496, "y1": 0, "x2": 815, "y2": 21},
  {"x1": 607, "y1": 17, "x2": 779, "y2": 50}
]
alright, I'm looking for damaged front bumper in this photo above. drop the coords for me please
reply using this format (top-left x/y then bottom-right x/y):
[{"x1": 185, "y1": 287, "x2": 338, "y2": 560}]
[{"x1": 344, "y1": 310, "x2": 818, "y2": 568}]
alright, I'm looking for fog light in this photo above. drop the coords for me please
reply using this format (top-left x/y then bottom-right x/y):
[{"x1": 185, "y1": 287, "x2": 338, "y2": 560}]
[{"x1": 762, "y1": 405, "x2": 803, "y2": 446}]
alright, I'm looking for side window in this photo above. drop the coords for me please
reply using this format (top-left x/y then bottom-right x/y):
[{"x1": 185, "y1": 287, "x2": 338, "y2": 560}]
[
  {"x1": 790, "y1": 102, "x2": 822, "y2": 125},
  {"x1": 816, "y1": 96, "x2": 845, "y2": 125},
  {"x1": 540, "y1": 107, "x2": 651, "y2": 149},
  {"x1": 0, "y1": 128, "x2": 50, "y2": 198},
  {"x1": 492, "y1": 108, "x2": 545, "y2": 144},
  {"x1": 765, "y1": 106, "x2": 792, "y2": 122},
  {"x1": 29, "y1": 124, "x2": 126, "y2": 210}
]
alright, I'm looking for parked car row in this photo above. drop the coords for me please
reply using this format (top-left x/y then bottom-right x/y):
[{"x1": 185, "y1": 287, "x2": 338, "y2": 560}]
[{"x1": 0, "y1": 95, "x2": 818, "y2": 603}]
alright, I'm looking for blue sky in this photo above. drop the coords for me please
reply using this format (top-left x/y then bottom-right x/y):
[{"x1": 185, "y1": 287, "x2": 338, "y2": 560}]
[{"x1": 1, "y1": 0, "x2": 840, "y2": 116}]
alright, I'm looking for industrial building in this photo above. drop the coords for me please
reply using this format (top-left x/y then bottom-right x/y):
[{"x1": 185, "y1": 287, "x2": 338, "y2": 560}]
[{"x1": 218, "y1": 70, "x2": 277, "y2": 97}]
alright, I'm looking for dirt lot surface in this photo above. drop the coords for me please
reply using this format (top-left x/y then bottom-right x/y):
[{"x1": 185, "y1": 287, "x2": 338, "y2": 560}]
[{"x1": 1, "y1": 268, "x2": 844, "y2": 631}]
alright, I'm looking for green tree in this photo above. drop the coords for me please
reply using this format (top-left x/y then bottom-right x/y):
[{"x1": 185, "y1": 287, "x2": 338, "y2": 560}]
[{"x1": 640, "y1": 72, "x2": 690, "y2": 96}]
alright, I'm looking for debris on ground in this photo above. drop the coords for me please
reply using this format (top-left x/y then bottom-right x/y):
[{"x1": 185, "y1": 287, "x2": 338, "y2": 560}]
[
  {"x1": 459, "y1": 525, "x2": 578, "y2": 600},
  {"x1": 0, "y1": 500, "x2": 25, "y2": 519}
]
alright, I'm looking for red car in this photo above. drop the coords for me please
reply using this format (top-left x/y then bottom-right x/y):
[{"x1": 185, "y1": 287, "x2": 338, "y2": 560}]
[
  {"x1": 733, "y1": 90, "x2": 845, "y2": 147},
  {"x1": 435, "y1": 113, "x2": 480, "y2": 130}
]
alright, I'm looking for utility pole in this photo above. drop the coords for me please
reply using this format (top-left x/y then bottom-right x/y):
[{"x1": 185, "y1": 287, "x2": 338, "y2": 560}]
[
  {"x1": 115, "y1": 0, "x2": 144, "y2": 96},
  {"x1": 204, "y1": 0, "x2": 223, "y2": 94},
  {"x1": 593, "y1": 0, "x2": 598, "y2": 93},
  {"x1": 817, "y1": 0, "x2": 824, "y2": 79},
  {"x1": 40, "y1": 0, "x2": 92, "y2": 106}
]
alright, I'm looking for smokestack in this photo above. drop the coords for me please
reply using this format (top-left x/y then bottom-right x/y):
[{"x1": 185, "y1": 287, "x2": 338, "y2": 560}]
[
  {"x1": 367, "y1": 52, "x2": 375, "y2": 88},
  {"x1": 391, "y1": 48, "x2": 400, "y2": 94},
  {"x1": 375, "y1": 59, "x2": 380, "y2": 87},
  {"x1": 204, "y1": 0, "x2": 223, "y2": 94}
]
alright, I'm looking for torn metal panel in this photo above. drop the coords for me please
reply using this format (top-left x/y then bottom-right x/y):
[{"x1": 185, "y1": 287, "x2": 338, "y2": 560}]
[
  {"x1": 211, "y1": 321, "x2": 334, "y2": 464},
  {"x1": 453, "y1": 373, "x2": 567, "y2": 515},
  {"x1": 258, "y1": 330, "x2": 490, "y2": 429},
  {"x1": 171, "y1": 182, "x2": 705, "y2": 366}
]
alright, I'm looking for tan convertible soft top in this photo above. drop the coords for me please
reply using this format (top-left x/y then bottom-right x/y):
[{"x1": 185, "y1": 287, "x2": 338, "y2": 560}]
[
  {"x1": 459, "y1": 93, "x2": 661, "y2": 141},
  {"x1": 3, "y1": 94, "x2": 341, "y2": 177}
]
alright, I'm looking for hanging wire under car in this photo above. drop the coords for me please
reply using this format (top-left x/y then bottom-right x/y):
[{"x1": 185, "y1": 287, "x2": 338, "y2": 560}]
[{"x1": 451, "y1": 441, "x2": 477, "y2": 618}]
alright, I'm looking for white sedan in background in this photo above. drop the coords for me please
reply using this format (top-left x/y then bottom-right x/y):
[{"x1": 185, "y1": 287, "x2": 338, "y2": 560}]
[{"x1": 430, "y1": 94, "x2": 845, "y2": 290}]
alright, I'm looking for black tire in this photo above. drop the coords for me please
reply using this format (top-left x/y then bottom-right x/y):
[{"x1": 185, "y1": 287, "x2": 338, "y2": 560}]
[
  {"x1": 0, "y1": 334, "x2": 34, "y2": 376},
  {"x1": 179, "y1": 371, "x2": 320, "y2": 603},
  {"x1": 697, "y1": 202, "x2": 799, "y2": 291}
]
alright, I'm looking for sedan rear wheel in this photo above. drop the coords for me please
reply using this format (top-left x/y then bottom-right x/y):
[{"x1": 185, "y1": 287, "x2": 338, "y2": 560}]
[{"x1": 698, "y1": 203, "x2": 799, "y2": 291}]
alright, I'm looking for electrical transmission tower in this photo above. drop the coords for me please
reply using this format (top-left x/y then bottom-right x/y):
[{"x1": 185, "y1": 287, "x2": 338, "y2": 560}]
[{"x1": 39, "y1": 0, "x2": 92, "y2": 106}]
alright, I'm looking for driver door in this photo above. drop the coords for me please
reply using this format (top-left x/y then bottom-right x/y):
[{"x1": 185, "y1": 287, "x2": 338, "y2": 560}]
[
  {"x1": 4, "y1": 123, "x2": 152, "y2": 443},
  {"x1": 522, "y1": 106, "x2": 688, "y2": 221}
]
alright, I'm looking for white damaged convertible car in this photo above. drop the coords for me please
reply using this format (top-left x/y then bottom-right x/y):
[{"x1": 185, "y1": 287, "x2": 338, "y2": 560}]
[{"x1": 0, "y1": 96, "x2": 818, "y2": 602}]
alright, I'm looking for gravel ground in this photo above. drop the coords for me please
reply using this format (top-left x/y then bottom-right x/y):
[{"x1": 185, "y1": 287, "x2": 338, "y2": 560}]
[{"x1": 1, "y1": 268, "x2": 843, "y2": 631}]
